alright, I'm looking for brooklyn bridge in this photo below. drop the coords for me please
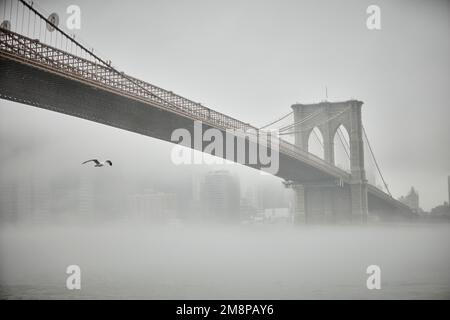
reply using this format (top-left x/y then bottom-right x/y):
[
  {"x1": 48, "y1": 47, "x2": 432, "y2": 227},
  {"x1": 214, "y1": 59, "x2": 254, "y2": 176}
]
[{"x1": 0, "y1": 0, "x2": 414, "y2": 224}]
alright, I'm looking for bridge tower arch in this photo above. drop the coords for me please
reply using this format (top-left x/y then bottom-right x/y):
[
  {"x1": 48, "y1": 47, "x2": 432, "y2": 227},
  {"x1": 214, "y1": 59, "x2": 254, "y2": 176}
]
[
  {"x1": 307, "y1": 127, "x2": 325, "y2": 160},
  {"x1": 290, "y1": 100, "x2": 368, "y2": 223},
  {"x1": 333, "y1": 124, "x2": 350, "y2": 171}
]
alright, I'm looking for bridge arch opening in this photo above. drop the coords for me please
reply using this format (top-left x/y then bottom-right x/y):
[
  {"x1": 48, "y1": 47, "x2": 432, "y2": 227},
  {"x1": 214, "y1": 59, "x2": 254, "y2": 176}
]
[
  {"x1": 333, "y1": 124, "x2": 350, "y2": 171},
  {"x1": 308, "y1": 127, "x2": 324, "y2": 159}
]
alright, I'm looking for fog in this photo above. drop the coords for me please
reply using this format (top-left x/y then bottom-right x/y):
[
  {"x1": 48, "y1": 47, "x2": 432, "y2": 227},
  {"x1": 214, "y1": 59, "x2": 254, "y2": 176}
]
[
  {"x1": 0, "y1": 223, "x2": 449, "y2": 299},
  {"x1": 0, "y1": 0, "x2": 449, "y2": 209},
  {"x1": 1, "y1": 102, "x2": 448, "y2": 299},
  {"x1": 1, "y1": 0, "x2": 449, "y2": 300}
]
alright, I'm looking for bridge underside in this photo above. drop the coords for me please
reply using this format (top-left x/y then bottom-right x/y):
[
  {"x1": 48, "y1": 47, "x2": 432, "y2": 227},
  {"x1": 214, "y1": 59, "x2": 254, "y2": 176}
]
[
  {"x1": 367, "y1": 187, "x2": 415, "y2": 221},
  {"x1": 0, "y1": 55, "x2": 338, "y2": 181},
  {"x1": 0, "y1": 54, "x2": 413, "y2": 223}
]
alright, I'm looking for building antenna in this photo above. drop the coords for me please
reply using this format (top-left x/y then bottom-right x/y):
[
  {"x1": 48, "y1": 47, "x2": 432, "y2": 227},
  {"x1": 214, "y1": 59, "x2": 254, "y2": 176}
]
[{"x1": 325, "y1": 86, "x2": 328, "y2": 100}]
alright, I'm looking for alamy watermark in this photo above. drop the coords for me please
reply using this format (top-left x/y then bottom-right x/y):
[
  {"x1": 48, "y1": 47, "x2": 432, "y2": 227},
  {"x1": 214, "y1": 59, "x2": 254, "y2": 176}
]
[
  {"x1": 170, "y1": 121, "x2": 280, "y2": 175},
  {"x1": 366, "y1": 5, "x2": 381, "y2": 30},
  {"x1": 46, "y1": 5, "x2": 81, "y2": 32},
  {"x1": 66, "y1": 264, "x2": 81, "y2": 290},
  {"x1": 366, "y1": 265, "x2": 381, "y2": 290}
]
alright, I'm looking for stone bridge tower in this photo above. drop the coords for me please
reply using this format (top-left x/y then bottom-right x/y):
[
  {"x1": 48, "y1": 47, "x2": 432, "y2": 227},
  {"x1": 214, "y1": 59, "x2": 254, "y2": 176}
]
[{"x1": 290, "y1": 100, "x2": 368, "y2": 224}]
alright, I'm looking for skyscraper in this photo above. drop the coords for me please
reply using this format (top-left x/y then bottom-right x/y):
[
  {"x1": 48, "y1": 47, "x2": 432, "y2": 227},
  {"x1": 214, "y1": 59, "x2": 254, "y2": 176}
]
[
  {"x1": 128, "y1": 189, "x2": 176, "y2": 222},
  {"x1": 399, "y1": 187, "x2": 420, "y2": 212},
  {"x1": 78, "y1": 174, "x2": 94, "y2": 220},
  {"x1": 202, "y1": 170, "x2": 240, "y2": 222},
  {"x1": 0, "y1": 179, "x2": 17, "y2": 223}
]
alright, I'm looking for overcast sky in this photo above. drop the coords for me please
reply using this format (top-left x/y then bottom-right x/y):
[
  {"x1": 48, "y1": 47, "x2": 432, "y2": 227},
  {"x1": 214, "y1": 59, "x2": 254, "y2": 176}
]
[{"x1": 0, "y1": 0, "x2": 449, "y2": 210}]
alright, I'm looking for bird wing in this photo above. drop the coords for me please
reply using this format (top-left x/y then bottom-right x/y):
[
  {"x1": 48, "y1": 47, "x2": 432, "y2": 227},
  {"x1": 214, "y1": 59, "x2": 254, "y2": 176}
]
[
  {"x1": 105, "y1": 160, "x2": 112, "y2": 166},
  {"x1": 82, "y1": 159, "x2": 100, "y2": 165}
]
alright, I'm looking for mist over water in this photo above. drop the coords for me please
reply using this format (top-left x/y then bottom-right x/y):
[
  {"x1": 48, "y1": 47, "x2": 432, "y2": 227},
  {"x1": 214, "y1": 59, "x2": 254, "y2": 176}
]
[
  {"x1": 4, "y1": 101, "x2": 447, "y2": 300},
  {"x1": 1, "y1": 222, "x2": 449, "y2": 299},
  {"x1": 0, "y1": 0, "x2": 449, "y2": 301}
]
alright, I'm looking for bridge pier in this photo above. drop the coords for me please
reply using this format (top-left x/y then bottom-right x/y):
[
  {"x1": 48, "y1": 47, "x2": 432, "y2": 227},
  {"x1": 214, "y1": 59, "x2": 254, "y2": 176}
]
[
  {"x1": 292, "y1": 185, "x2": 306, "y2": 224},
  {"x1": 350, "y1": 182, "x2": 368, "y2": 223},
  {"x1": 291, "y1": 100, "x2": 369, "y2": 224},
  {"x1": 291, "y1": 181, "x2": 356, "y2": 224},
  {"x1": 290, "y1": 181, "x2": 355, "y2": 224}
]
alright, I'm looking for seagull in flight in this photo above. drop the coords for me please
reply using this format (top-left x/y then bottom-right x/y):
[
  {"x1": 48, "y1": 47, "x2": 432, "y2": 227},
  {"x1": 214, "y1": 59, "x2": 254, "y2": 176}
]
[{"x1": 82, "y1": 159, "x2": 112, "y2": 167}]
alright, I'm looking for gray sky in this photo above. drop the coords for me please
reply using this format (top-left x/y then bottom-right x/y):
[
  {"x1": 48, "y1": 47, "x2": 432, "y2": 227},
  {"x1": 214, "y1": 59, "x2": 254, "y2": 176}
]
[{"x1": 1, "y1": 0, "x2": 449, "y2": 210}]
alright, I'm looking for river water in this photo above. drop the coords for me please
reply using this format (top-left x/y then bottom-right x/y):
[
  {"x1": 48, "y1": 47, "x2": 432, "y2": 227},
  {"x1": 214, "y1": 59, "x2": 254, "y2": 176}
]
[{"x1": 0, "y1": 222, "x2": 449, "y2": 299}]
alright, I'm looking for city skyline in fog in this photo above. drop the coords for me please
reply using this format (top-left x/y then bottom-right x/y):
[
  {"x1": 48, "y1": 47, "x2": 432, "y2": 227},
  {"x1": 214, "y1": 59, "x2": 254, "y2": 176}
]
[{"x1": 0, "y1": 0, "x2": 449, "y2": 210}]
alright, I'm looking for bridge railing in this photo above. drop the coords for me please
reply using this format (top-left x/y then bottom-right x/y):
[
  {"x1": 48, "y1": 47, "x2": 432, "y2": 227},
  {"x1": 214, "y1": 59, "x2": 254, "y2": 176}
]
[{"x1": 0, "y1": 27, "x2": 256, "y2": 132}]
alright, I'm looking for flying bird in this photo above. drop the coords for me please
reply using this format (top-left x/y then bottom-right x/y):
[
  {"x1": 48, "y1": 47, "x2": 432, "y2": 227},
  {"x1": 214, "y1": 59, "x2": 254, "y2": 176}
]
[{"x1": 82, "y1": 159, "x2": 112, "y2": 167}]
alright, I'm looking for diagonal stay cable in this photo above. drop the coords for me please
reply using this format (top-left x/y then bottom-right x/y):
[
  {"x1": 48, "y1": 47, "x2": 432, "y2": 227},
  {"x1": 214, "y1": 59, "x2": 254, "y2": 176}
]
[
  {"x1": 336, "y1": 127, "x2": 350, "y2": 159},
  {"x1": 278, "y1": 109, "x2": 324, "y2": 132},
  {"x1": 312, "y1": 127, "x2": 324, "y2": 147},
  {"x1": 362, "y1": 125, "x2": 392, "y2": 197},
  {"x1": 259, "y1": 111, "x2": 293, "y2": 130}
]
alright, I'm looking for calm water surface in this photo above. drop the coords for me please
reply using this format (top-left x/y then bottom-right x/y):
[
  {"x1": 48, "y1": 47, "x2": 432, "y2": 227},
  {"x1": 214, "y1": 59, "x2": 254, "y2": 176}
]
[{"x1": 0, "y1": 222, "x2": 449, "y2": 299}]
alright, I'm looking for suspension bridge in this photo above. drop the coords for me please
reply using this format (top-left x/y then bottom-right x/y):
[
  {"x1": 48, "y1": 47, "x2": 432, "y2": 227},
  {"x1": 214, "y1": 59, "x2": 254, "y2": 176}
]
[{"x1": 0, "y1": 0, "x2": 414, "y2": 223}]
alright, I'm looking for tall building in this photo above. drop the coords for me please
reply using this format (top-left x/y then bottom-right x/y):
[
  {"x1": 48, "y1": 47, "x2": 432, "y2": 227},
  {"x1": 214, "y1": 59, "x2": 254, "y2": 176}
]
[
  {"x1": 16, "y1": 174, "x2": 33, "y2": 222},
  {"x1": 399, "y1": 187, "x2": 420, "y2": 212},
  {"x1": 0, "y1": 179, "x2": 17, "y2": 223},
  {"x1": 429, "y1": 178, "x2": 450, "y2": 218},
  {"x1": 32, "y1": 180, "x2": 51, "y2": 224},
  {"x1": 187, "y1": 172, "x2": 204, "y2": 221},
  {"x1": 128, "y1": 189, "x2": 176, "y2": 221},
  {"x1": 78, "y1": 174, "x2": 94, "y2": 219},
  {"x1": 257, "y1": 175, "x2": 290, "y2": 210},
  {"x1": 3, "y1": 172, "x2": 52, "y2": 224},
  {"x1": 202, "y1": 170, "x2": 240, "y2": 221}
]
